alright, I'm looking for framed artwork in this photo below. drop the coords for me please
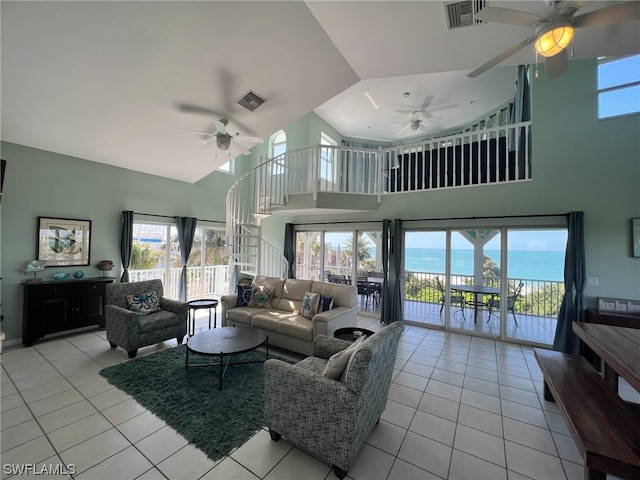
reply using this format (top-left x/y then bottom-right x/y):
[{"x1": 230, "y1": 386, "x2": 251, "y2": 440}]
[
  {"x1": 37, "y1": 217, "x2": 91, "y2": 266},
  {"x1": 633, "y1": 218, "x2": 640, "y2": 258}
]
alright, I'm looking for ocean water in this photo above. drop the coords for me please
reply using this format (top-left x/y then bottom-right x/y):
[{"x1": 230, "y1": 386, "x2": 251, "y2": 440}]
[{"x1": 403, "y1": 247, "x2": 564, "y2": 281}]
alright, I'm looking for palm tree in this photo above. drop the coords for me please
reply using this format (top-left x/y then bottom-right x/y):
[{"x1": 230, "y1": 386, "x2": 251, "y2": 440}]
[
  {"x1": 130, "y1": 241, "x2": 163, "y2": 270},
  {"x1": 344, "y1": 233, "x2": 373, "y2": 263}
]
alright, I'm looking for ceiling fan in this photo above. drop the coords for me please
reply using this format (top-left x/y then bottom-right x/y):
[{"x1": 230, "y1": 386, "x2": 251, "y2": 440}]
[
  {"x1": 468, "y1": 1, "x2": 640, "y2": 79},
  {"x1": 391, "y1": 111, "x2": 432, "y2": 134},
  {"x1": 181, "y1": 118, "x2": 263, "y2": 155},
  {"x1": 392, "y1": 96, "x2": 455, "y2": 134}
]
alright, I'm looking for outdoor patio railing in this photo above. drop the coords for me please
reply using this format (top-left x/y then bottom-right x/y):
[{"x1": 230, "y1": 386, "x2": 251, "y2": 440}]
[
  {"x1": 405, "y1": 271, "x2": 564, "y2": 319},
  {"x1": 128, "y1": 265, "x2": 229, "y2": 301}
]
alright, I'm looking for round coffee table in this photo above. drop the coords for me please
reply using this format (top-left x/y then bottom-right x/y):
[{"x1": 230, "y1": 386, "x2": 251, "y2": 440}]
[
  {"x1": 187, "y1": 299, "x2": 219, "y2": 336},
  {"x1": 185, "y1": 326, "x2": 268, "y2": 390}
]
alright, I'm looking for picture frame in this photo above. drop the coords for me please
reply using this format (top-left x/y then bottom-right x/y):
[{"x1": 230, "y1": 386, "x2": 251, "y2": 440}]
[
  {"x1": 37, "y1": 217, "x2": 91, "y2": 266},
  {"x1": 633, "y1": 218, "x2": 640, "y2": 258}
]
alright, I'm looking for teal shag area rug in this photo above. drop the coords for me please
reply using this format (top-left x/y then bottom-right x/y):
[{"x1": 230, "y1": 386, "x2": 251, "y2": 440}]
[{"x1": 100, "y1": 345, "x2": 287, "y2": 462}]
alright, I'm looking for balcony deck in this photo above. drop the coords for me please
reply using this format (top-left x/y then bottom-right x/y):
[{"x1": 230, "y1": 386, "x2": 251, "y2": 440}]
[{"x1": 357, "y1": 298, "x2": 557, "y2": 346}]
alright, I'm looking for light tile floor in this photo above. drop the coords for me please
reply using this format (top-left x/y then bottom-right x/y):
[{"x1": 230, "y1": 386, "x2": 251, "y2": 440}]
[{"x1": 2, "y1": 315, "x2": 634, "y2": 480}]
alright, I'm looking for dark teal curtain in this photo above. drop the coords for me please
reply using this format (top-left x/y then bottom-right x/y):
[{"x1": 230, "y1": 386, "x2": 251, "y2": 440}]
[
  {"x1": 284, "y1": 223, "x2": 296, "y2": 278},
  {"x1": 553, "y1": 211, "x2": 585, "y2": 353},
  {"x1": 380, "y1": 219, "x2": 392, "y2": 324},
  {"x1": 120, "y1": 210, "x2": 134, "y2": 282},
  {"x1": 175, "y1": 217, "x2": 197, "y2": 302},
  {"x1": 510, "y1": 65, "x2": 531, "y2": 179},
  {"x1": 390, "y1": 219, "x2": 404, "y2": 323}
]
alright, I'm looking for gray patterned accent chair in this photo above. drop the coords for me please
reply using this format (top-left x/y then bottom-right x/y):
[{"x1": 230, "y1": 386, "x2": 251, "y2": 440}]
[
  {"x1": 264, "y1": 321, "x2": 404, "y2": 479},
  {"x1": 104, "y1": 279, "x2": 187, "y2": 358}
]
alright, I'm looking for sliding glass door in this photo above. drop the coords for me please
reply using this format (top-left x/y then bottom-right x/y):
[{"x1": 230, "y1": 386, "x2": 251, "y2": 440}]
[
  {"x1": 402, "y1": 226, "x2": 565, "y2": 347},
  {"x1": 449, "y1": 229, "x2": 502, "y2": 338},
  {"x1": 503, "y1": 229, "x2": 566, "y2": 345},
  {"x1": 404, "y1": 231, "x2": 446, "y2": 327}
]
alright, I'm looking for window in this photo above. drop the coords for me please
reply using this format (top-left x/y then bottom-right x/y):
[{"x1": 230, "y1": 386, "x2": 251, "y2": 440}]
[
  {"x1": 598, "y1": 54, "x2": 640, "y2": 119},
  {"x1": 217, "y1": 161, "x2": 232, "y2": 174},
  {"x1": 129, "y1": 221, "x2": 229, "y2": 299},
  {"x1": 270, "y1": 130, "x2": 286, "y2": 175},
  {"x1": 319, "y1": 132, "x2": 336, "y2": 183}
]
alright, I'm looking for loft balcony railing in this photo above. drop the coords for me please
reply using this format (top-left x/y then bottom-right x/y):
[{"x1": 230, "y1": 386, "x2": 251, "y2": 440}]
[
  {"x1": 237, "y1": 120, "x2": 531, "y2": 205},
  {"x1": 225, "y1": 121, "x2": 532, "y2": 278}
]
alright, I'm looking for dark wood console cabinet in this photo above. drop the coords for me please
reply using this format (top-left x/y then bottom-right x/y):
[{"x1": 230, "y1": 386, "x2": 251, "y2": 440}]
[{"x1": 23, "y1": 277, "x2": 113, "y2": 346}]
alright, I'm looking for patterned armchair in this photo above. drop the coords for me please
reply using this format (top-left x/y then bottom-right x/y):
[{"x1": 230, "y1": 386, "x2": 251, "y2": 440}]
[
  {"x1": 264, "y1": 321, "x2": 404, "y2": 479},
  {"x1": 104, "y1": 279, "x2": 187, "y2": 358}
]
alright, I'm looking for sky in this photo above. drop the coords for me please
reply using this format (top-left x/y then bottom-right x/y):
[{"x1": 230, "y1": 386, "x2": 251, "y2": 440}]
[
  {"x1": 321, "y1": 229, "x2": 568, "y2": 252},
  {"x1": 405, "y1": 229, "x2": 567, "y2": 251}
]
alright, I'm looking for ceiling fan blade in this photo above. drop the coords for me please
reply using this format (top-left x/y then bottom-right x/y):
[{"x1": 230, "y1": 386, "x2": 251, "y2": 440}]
[
  {"x1": 178, "y1": 128, "x2": 214, "y2": 137},
  {"x1": 397, "y1": 124, "x2": 411, "y2": 134},
  {"x1": 573, "y1": 1, "x2": 640, "y2": 29},
  {"x1": 475, "y1": 6, "x2": 545, "y2": 26},
  {"x1": 219, "y1": 68, "x2": 235, "y2": 116},
  {"x1": 545, "y1": 49, "x2": 568, "y2": 79},
  {"x1": 176, "y1": 104, "x2": 224, "y2": 117},
  {"x1": 429, "y1": 103, "x2": 458, "y2": 113},
  {"x1": 230, "y1": 138, "x2": 251, "y2": 155},
  {"x1": 419, "y1": 96, "x2": 434, "y2": 112},
  {"x1": 235, "y1": 134, "x2": 264, "y2": 144},
  {"x1": 468, "y1": 34, "x2": 536, "y2": 78}
]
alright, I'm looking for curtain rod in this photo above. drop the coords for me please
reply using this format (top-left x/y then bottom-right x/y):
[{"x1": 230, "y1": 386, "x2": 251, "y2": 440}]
[
  {"x1": 403, "y1": 213, "x2": 569, "y2": 222},
  {"x1": 294, "y1": 212, "x2": 568, "y2": 226},
  {"x1": 294, "y1": 219, "x2": 384, "y2": 226},
  {"x1": 126, "y1": 211, "x2": 225, "y2": 225}
]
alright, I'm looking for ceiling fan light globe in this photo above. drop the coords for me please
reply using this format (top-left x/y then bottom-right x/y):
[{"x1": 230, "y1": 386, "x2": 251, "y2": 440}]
[
  {"x1": 216, "y1": 135, "x2": 231, "y2": 151},
  {"x1": 535, "y1": 23, "x2": 573, "y2": 57}
]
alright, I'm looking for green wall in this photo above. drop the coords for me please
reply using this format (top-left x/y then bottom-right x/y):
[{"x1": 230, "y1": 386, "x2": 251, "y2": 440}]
[{"x1": 0, "y1": 142, "x2": 233, "y2": 342}]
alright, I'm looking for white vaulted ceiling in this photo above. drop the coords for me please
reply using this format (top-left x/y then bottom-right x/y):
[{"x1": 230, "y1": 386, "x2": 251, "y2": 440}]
[{"x1": 2, "y1": 1, "x2": 638, "y2": 182}]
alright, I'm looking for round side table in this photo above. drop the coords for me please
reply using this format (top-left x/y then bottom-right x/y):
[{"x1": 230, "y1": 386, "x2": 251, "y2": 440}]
[
  {"x1": 187, "y1": 299, "x2": 219, "y2": 336},
  {"x1": 333, "y1": 327, "x2": 375, "y2": 342}
]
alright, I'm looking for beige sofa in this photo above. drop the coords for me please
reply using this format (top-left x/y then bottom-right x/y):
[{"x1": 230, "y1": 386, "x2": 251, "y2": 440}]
[{"x1": 221, "y1": 276, "x2": 357, "y2": 356}]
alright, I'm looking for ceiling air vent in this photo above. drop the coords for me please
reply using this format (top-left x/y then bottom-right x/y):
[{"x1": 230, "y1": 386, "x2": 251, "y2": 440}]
[
  {"x1": 444, "y1": 0, "x2": 486, "y2": 29},
  {"x1": 237, "y1": 90, "x2": 267, "y2": 112}
]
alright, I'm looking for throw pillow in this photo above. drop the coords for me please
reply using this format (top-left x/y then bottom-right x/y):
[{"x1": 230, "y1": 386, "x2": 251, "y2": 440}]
[
  {"x1": 318, "y1": 294, "x2": 334, "y2": 312},
  {"x1": 248, "y1": 286, "x2": 273, "y2": 308},
  {"x1": 300, "y1": 291, "x2": 320, "y2": 320},
  {"x1": 126, "y1": 291, "x2": 161, "y2": 316},
  {"x1": 236, "y1": 285, "x2": 253, "y2": 307},
  {"x1": 322, "y1": 335, "x2": 366, "y2": 380}
]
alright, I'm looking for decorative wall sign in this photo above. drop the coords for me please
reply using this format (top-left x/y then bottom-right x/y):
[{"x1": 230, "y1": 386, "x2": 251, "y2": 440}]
[
  {"x1": 37, "y1": 217, "x2": 91, "y2": 266},
  {"x1": 597, "y1": 297, "x2": 640, "y2": 314}
]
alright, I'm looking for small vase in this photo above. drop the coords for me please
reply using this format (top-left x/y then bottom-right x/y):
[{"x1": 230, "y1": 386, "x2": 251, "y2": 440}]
[{"x1": 73, "y1": 271, "x2": 84, "y2": 279}]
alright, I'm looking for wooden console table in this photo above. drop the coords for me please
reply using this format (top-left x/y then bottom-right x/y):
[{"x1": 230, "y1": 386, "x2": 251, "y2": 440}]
[
  {"x1": 573, "y1": 321, "x2": 640, "y2": 393},
  {"x1": 23, "y1": 277, "x2": 113, "y2": 346},
  {"x1": 585, "y1": 308, "x2": 640, "y2": 328}
]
